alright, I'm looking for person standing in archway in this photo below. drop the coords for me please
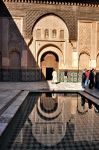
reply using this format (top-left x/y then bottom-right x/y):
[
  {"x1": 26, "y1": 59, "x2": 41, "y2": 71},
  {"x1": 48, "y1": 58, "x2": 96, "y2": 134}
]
[{"x1": 52, "y1": 69, "x2": 58, "y2": 83}]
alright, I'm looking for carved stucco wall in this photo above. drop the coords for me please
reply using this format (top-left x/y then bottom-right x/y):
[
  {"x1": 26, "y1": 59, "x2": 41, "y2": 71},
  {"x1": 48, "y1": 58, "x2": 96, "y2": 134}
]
[
  {"x1": 30, "y1": 14, "x2": 69, "y2": 69},
  {"x1": 3, "y1": 2, "x2": 99, "y2": 71},
  {"x1": 78, "y1": 21, "x2": 99, "y2": 69},
  {"x1": 78, "y1": 22, "x2": 92, "y2": 54},
  {"x1": 25, "y1": 10, "x2": 77, "y2": 41},
  {"x1": 78, "y1": 21, "x2": 96, "y2": 69}
]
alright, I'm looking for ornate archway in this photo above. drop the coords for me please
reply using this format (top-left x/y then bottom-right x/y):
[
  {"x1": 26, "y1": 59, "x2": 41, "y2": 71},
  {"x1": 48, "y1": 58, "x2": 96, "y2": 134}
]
[{"x1": 41, "y1": 51, "x2": 59, "y2": 80}]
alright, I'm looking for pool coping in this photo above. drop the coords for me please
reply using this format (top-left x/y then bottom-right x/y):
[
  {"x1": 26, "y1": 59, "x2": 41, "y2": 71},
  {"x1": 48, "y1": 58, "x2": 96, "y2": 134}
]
[{"x1": 0, "y1": 91, "x2": 29, "y2": 138}]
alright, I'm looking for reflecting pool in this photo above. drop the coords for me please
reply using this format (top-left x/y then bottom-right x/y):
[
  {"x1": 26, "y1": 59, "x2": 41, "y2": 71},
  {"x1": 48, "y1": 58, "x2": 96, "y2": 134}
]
[{"x1": 7, "y1": 93, "x2": 99, "y2": 150}]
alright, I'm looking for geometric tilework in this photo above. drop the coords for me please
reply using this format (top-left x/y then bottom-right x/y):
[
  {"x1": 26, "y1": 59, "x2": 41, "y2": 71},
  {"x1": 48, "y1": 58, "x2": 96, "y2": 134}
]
[
  {"x1": 59, "y1": 70, "x2": 81, "y2": 83},
  {"x1": 1, "y1": 69, "x2": 99, "y2": 83},
  {"x1": 1, "y1": 69, "x2": 42, "y2": 82}
]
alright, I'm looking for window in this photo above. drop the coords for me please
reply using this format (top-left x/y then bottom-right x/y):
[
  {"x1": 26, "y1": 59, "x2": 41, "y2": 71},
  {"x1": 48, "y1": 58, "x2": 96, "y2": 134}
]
[
  {"x1": 45, "y1": 29, "x2": 49, "y2": 38},
  {"x1": 60, "y1": 30, "x2": 64, "y2": 39},
  {"x1": 52, "y1": 29, "x2": 57, "y2": 38},
  {"x1": 36, "y1": 29, "x2": 41, "y2": 38}
]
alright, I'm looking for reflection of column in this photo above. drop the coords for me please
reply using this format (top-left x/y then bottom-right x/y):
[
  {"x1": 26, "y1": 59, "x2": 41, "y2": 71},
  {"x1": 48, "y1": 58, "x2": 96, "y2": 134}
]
[
  {"x1": 74, "y1": 99, "x2": 94, "y2": 142},
  {"x1": 71, "y1": 97, "x2": 77, "y2": 115},
  {"x1": 77, "y1": 96, "x2": 88, "y2": 113}
]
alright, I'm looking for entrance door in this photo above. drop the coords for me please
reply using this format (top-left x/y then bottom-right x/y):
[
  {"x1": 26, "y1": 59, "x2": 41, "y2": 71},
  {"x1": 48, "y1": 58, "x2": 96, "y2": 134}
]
[
  {"x1": 46, "y1": 68, "x2": 53, "y2": 80},
  {"x1": 41, "y1": 51, "x2": 59, "y2": 80}
]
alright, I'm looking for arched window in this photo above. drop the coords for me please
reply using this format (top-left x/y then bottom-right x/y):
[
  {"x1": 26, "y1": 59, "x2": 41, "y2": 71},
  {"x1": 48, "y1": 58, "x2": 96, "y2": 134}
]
[
  {"x1": 45, "y1": 29, "x2": 49, "y2": 38},
  {"x1": 36, "y1": 29, "x2": 41, "y2": 38},
  {"x1": 60, "y1": 30, "x2": 64, "y2": 39},
  {"x1": 52, "y1": 29, "x2": 57, "y2": 38}
]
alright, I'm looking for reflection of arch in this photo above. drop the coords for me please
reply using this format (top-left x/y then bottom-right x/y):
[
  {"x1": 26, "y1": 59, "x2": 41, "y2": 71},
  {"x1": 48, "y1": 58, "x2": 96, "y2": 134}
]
[
  {"x1": 96, "y1": 53, "x2": 99, "y2": 69},
  {"x1": 9, "y1": 50, "x2": 21, "y2": 69},
  {"x1": 40, "y1": 93, "x2": 58, "y2": 113},
  {"x1": 79, "y1": 51, "x2": 90, "y2": 69},
  {"x1": 37, "y1": 97, "x2": 63, "y2": 120}
]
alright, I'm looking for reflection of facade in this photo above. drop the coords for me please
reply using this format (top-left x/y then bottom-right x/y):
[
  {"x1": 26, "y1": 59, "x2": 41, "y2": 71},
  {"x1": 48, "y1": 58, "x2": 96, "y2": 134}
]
[
  {"x1": 75, "y1": 96, "x2": 99, "y2": 141},
  {"x1": 1, "y1": 1, "x2": 99, "y2": 81},
  {"x1": 9, "y1": 94, "x2": 99, "y2": 148},
  {"x1": 29, "y1": 94, "x2": 76, "y2": 146}
]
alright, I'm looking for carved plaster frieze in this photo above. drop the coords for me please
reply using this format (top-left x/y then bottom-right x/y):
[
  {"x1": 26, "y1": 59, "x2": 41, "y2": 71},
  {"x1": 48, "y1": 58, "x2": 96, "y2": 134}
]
[{"x1": 24, "y1": 10, "x2": 77, "y2": 41}]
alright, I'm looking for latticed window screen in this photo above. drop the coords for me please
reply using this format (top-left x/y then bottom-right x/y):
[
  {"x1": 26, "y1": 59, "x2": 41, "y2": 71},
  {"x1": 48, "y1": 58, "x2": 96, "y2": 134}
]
[
  {"x1": 36, "y1": 29, "x2": 41, "y2": 38},
  {"x1": 60, "y1": 30, "x2": 64, "y2": 39},
  {"x1": 45, "y1": 29, "x2": 49, "y2": 38},
  {"x1": 52, "y1": 29, "x2": 57, "y2": 38}
]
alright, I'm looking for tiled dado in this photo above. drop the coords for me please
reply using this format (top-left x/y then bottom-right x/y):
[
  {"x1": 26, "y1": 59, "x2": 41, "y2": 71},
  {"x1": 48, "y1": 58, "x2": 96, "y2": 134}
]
[
  {"x1": 21, "y1": 69, "x2": 42, "y2": 81},
  {"x1": 0, "y1": 69, "x2": 42, "y2": 82},
  {"x1": 59, "y1": 70, "x2": 82, "y2": 82},
  {"x1": 0, "y1": 69, "x2": 82, "y2": 82}
]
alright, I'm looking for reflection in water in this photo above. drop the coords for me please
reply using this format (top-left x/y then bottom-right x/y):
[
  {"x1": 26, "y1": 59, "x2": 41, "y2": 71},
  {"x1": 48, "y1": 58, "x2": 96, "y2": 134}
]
[
  {"x1": 8, "y1": 93, "x2": 99, "y2": 149},
  {"x1": 77, "y1": 96, "x2": 88, "y2": 114},
  {"x1": 94, "y1": 104, "x2": 99, "y2": 113},
  {"x1": 29, "y1": 93, "x2": 68, "y2": 146}
]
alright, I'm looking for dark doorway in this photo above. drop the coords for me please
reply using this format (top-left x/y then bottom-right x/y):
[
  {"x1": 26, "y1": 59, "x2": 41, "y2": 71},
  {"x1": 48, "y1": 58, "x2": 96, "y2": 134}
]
[{"x1": 46, "y1": 68, "x2": 53, "y2": 80}]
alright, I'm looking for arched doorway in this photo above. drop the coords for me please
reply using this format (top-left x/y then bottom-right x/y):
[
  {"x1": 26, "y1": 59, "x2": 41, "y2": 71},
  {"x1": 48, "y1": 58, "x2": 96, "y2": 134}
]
[{"x1": 41, "y1": 52, "x2": 59, "y2": 80}]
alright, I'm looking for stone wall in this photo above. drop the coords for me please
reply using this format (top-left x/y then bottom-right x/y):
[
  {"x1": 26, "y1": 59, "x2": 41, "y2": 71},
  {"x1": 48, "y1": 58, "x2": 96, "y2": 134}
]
[{"x1": 1, "y1": 1, "x2": 99, "y2": 81}]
